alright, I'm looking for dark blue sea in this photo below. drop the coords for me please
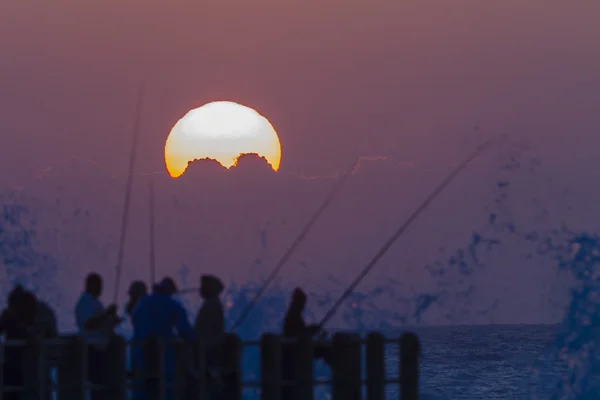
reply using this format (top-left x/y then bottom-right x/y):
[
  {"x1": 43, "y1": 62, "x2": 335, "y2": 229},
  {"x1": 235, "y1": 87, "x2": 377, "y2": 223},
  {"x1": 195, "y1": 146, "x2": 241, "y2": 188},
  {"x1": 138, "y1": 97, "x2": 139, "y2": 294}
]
[
  {"x1": 229, "y1": 324, "x2": 573, "y2": 400},
  {"x1": 392, "y1": 324, "x2": 560, "y2": 399}
]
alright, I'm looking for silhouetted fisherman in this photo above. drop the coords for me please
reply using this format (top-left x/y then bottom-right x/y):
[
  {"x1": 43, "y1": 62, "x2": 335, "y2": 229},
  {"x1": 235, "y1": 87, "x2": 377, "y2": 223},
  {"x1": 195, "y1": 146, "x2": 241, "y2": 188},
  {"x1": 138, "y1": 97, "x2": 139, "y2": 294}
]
[
  {"x1": 192, "y1": 274, "x2": 225, "y2": 399},
  {"x1": 10, "y1": 285, "x2": 58, "y2": 400},
  {"x1": 0, "y1": 286, "x2": 38, "y2": 400},
  {"x1": 125, "y1": 280, "x2": 148, "y2": 381},
  {"x1": 131, "y1": 277, "x2": 195, "y2": 400},
  {"x1": 126, "y1": 280, "x2": 148, "y2": 318},
  {"x1": 33, "y1": 294, "x2": 58, "y2": 400},
  {"x1": 1, "y1": 284, "x2": 57, "y2": 338},
  {"x1": 75, "y1": 273, "x2": 121, "y2": 400},
  {"x1": 281, "y1": 288, "x2": 331, "y2": 399}
]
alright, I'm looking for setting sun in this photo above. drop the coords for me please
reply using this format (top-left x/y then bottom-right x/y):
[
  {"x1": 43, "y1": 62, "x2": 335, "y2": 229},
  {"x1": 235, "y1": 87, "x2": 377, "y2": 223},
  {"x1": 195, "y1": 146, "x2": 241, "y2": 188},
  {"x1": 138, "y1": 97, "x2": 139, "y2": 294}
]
[{"x1": 164, "y1": 101, "x2": 282, "y2": 178}]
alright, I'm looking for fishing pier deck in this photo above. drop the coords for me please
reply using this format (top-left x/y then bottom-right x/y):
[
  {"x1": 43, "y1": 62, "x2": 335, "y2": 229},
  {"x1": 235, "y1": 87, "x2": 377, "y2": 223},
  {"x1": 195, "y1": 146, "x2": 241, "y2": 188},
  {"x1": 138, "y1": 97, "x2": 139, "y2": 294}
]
[{"x1": 0, "y1": 331, "x2": 420, "y2": 400}]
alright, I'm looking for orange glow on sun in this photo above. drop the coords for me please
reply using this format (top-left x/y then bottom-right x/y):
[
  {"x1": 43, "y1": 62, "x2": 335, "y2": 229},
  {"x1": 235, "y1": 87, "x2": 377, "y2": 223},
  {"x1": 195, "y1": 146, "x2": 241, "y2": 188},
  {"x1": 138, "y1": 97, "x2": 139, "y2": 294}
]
[{"x1": 164, "y1": 101, "x2": 282, "y2": 178}]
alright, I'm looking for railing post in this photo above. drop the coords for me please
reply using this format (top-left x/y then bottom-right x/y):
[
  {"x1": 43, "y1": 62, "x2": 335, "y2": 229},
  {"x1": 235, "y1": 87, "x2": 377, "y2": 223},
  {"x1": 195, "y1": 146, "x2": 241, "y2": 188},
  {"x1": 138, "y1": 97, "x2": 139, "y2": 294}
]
[
  {"x1": 57, "y1": 335, "x2": 86, "y2": 400},
  {"x1": 332, "y1": 333, "x2": 361, "y2": 400},
  {"x1": 23, "y1": 335, "x2": 44, "y2": 400},
  {"x1": 399, "y1": 332, "x2": 420, "y2": 400},
  {"x1": 260, "y1": 333, "x2": 281, "y2": 400},
  {"x1": 105, "y1": 335, "x2": 127, "y2": 400},
  {"x1": 295, "y1": 333, "x2": 313, "y2": 400},
  {"x1": 222, "y1": 333, "x2": 242, "y2": 400},
  {"x1": 366, "y1": 332, "x2": 385, "y2": 400}
]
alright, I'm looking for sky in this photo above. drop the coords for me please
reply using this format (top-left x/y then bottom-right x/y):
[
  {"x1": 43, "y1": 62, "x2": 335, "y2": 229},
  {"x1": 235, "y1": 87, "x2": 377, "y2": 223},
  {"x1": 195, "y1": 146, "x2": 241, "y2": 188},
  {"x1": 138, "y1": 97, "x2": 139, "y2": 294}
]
[{"x1": 1, "y1": 1, "x2": 600, "y2": 326}]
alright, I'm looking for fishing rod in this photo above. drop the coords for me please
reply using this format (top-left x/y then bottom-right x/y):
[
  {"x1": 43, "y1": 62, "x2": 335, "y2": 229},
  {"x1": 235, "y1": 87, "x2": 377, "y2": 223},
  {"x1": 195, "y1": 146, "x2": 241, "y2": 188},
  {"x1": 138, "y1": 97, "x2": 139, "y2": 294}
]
[
  {"x1": 315, "y1": 140, "x2": 493, "y2": 331},
  {"x1": 113, "y1": 84, "x2": 145, "y2": 305},
  {"x1": 149, "y1": 174, "x2": 157, "y2": 286},
  {"x1": 227, "y1": 157, "x2": 360, "y2": 332}
]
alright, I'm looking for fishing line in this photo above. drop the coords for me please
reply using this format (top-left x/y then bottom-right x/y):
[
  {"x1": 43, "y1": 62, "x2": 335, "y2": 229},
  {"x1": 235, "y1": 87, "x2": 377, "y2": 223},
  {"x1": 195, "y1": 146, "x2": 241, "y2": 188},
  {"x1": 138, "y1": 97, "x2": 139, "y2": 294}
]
[
  {"x1": 228, "y1": 157, "x2": 360, "y2": 332},
  {"x1": 316, "y1": 140, "x2": 493, "y2": 330},
  {"x1": 113, "y1": 84, "x2": 145, "y2": 304}
]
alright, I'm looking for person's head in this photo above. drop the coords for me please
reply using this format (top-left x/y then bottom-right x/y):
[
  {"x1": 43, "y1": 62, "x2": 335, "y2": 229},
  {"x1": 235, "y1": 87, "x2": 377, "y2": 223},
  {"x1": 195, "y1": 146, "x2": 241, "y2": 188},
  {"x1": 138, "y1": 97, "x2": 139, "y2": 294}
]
[
  {"x1": 126, "y1": 280, "x2": 147, "y2": 316},
  {"x1": 18, "y1": 291, "x2": 38, "y2": 324},
  {"x1": 153, "y1": 277, "x2": 177, "y2": 296},
  {"x1": 199, "y1": 275, "x2": 224, "y2": 299},
  {"x1": 290, "y1": 287, "x2": 307, "y2": 311},
  {"x1": 8, "y1": 284, "x2": 26, "y2": 309},
  {"x1": 85, "y1": 273, "x2": 103, "y2": 298},
  {"x1": 128, "y1": 280, "x2": 148, "y2": 299}
]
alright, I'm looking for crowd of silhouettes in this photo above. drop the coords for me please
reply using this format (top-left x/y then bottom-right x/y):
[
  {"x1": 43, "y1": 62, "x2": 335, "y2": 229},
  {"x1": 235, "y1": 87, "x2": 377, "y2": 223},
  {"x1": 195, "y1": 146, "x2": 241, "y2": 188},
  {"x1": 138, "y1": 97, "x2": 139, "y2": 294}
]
[{"x1": 0, "y1": 272, "x2": 334, "y2": 400}]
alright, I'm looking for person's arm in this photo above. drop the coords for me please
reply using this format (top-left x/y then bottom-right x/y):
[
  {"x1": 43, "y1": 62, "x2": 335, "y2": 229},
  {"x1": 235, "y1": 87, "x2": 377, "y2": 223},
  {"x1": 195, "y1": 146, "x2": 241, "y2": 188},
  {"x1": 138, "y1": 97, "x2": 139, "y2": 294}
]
[
  {"x1": 194, "y1": 306, "x2": 205, "y2": 337},
  {"x1": 306, "y1": 324, "x2": 322, "y2": 336},
  {"x1": 77, "y1": 299, "x2": 115, "y2": 331},
  {"x1": 84, "y1": 309, "x2": 115, "y2": 330},
  {"x1": 0, "y1": 309, "x2": 15, "y2": 334},
  {"x1": 45, "y1": 308, "x2": 59, "y2": 338},
  {"x1": 174, "y1": 302, "x2": 195, "y2": 341}
]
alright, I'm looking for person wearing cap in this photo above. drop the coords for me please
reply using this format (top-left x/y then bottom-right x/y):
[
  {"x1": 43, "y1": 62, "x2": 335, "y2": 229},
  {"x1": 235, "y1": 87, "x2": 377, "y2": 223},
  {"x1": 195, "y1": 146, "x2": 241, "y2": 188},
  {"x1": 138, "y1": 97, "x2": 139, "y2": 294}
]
[
  {"x1": 192, "y1": 274, "x2": 225, "y2": 399},
  {"x1": 281, "y1": 287, "x2": 331, "y2": 399},
  {"x1": 126, "y1": 280, "x2": 148, "y2": 317},
  {"x1": 131, "y1": 276, "x2": 194, "y2": 400}
]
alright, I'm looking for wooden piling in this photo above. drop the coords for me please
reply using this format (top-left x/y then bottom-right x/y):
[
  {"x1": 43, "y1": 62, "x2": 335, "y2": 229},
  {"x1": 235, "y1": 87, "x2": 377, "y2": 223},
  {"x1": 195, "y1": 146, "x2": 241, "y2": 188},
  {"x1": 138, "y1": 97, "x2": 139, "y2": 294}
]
[
  {"x1": 260, "y1": 333, "x2": 282, "y2": 400},
  {"x1": 23, "y1": 335, "x2": 44, "y2": 400},
  {"x1": 366, "y1": 332, "x2": 385, "y2": 400},
  {"x1": 56, "y1": 335, "x2": 86, "y2": 400},
  {"x1": 105, "y1": 335, "x2": 127, "y2": 400},
  {"x1": 0, "y1": 331, "x2": 424, "y2": 399},
  {"x1": 222, "y1": 334, "x2": 243, "y2": 400},
  {"x1": 331, "y1": 333, "x2": 361, "y2": 400},
  {"x1": 399, "y1": 332, "x2": 420, "y2": 400},
  {"x1": 294, "y1": 334, "x2": 314, "y2": 400}
]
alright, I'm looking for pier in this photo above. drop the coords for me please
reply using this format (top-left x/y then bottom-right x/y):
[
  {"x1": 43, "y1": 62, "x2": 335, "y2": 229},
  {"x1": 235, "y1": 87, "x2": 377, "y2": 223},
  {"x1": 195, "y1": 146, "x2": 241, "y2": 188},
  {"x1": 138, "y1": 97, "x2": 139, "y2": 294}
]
[{"x1": 0, "y1": 331, "x2": 420, "y2": 400}]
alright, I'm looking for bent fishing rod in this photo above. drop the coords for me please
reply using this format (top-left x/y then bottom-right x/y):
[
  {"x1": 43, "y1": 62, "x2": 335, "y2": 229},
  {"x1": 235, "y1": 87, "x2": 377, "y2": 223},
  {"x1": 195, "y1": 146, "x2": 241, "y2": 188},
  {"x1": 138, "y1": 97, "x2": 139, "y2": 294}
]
[
  {"x1": 113, "y1": 84, "x2": 145, "y2": 304},
  {"x1": 225, "y1": 158, "x2": 360, "y2": 332},
  {"x1": 315, "y1": 140, "x2": 493, "y2": 332}
]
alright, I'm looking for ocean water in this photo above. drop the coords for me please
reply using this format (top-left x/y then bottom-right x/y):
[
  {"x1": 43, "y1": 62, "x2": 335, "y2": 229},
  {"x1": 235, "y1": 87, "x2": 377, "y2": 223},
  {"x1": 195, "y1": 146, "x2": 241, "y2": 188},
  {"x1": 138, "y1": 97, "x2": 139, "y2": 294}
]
[
  {"x1": 406, "y1": 324, "x2": 559, "y2": 399},
  {"x1": 2, "y1": 141, "x2": 600, "y2": 399},
  {"x1": 233, "y1": 324, "x2": 562, "y2": 400}
]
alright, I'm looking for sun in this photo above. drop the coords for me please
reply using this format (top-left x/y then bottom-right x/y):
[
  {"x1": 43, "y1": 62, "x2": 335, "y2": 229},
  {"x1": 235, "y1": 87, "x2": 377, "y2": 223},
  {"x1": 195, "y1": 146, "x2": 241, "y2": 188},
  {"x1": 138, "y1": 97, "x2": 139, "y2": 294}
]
[{"x1": 164, "y1": 101, "x2": 282, "y2": 178}]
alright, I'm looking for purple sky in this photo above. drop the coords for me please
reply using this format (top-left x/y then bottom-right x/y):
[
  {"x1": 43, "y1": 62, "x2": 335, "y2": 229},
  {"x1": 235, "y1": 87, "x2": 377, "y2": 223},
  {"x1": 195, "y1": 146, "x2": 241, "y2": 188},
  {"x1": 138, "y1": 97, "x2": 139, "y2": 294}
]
[
  {"x1": 1, "y1": 1, "x2": 599, "y2": 184},
  {"x1": 1, "y1": 1, "x2": 600, "y2": 326}
]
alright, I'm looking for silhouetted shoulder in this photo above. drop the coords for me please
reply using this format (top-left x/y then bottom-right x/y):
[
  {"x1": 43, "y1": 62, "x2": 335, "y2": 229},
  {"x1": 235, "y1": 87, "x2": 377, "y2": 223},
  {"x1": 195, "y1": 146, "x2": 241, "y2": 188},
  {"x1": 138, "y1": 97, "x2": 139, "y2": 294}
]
[{"x1": 35, "y1": 300, "x2": 58, "y2": 338}]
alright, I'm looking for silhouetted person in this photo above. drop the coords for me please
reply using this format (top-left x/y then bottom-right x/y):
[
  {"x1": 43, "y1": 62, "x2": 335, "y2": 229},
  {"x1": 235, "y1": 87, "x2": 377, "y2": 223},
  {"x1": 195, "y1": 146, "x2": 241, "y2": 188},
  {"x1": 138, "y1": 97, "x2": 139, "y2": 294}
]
[
  {"x1": 281, "y1": 288, "x2": 330, "y2": 399},
  {"x1": 125, "y1": 281, "x2": 148, "y2": 381},
  {"x1": 126, "y1": 280, "x2": 148, "y2": 317},
  {"x1": 131, "y1": 277, "x2": 194, "y2": 400},
  {"x1": 35, "y1": 298, "x2": 58, "y2": 339},
  {"x1": 20, "y1": 288, "x2": 59, "y2": 400},
  {"x1": 0, "y1": 286, "x2": 38, "y2": 400},
  {"x1": 75, "y1": 273, "x2": 120, "y2": 400},
  {"x1": 192, "y1": 275, "x2": 225, "y2": 399}
]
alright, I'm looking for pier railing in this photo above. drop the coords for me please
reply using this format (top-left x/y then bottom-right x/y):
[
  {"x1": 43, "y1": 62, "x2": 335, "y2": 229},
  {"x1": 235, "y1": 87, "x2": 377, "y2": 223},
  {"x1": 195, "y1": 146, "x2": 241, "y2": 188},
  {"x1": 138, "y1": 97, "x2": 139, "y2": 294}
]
[{"x1": 0, "y1": 332, "x2": 420, "y2": 400}]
